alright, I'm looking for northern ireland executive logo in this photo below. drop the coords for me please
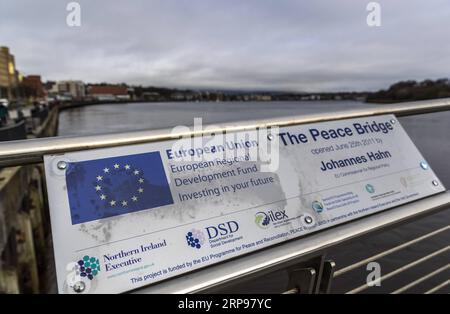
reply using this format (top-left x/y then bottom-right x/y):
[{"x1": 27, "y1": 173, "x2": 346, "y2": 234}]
[
  {"x1": 65, "y1": 151, "x2": 174, "y2": 224},
  {"x1": 64, "y1": 255, "x2": 101, "y2": 294},
  {"x1": 76, "y1": 255, "x2": 101, "y2": 281}
]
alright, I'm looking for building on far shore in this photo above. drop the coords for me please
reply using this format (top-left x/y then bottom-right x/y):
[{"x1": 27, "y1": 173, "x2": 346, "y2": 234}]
[
  {"x1": 254, "y1": 94, "x2": 272, "y2": 101},
  {"x1": 48, "y1": 80, "x2": 85, "y2": 101},
  {"x1": 88, "y1": 85, "x2": 131, "y2": 101},
  {"x1": 141, "y1": 92, "x2": 160, "y2": 101},
  {"x1": 22, "y1": 75, "x2": 45, "y2": 102},
  {"x1": 0, "y1": 46, "x2": 21, "y2": 101}
]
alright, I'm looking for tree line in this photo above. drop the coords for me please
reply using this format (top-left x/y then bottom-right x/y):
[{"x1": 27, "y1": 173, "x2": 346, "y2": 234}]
[{"x1": 366, "y1": 78, "x2": 450, "y2": 103}]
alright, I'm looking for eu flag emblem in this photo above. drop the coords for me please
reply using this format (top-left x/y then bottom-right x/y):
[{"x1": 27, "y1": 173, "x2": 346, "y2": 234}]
[{"x1": 66, "y1": 151, "x2": 173, "y2": 224}]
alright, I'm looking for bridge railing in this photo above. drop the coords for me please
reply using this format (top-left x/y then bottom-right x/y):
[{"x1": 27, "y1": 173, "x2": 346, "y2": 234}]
[
  {"x1": 333, "y1": 224, "x2": 450, "y2": 294},
  {"x1": 0, "y1": 98, "x2": 449, "y2": 294}
]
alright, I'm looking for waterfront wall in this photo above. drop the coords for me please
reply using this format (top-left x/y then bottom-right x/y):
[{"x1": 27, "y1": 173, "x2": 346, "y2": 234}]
[{"x1": 0, "y1": 107, "x2": 58, "y2": 293}]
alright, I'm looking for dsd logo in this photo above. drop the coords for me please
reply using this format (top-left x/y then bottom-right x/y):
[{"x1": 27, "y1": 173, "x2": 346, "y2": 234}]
[
  {"x1": 206, "y1": 221, "x2": 239, "y2": 239},
  {"x1": 186, "y1": 229, "x2": 205, "y2": 249},
  {"x1": 186, "y1": 221, "x2": 239, "y2": 249},
  {"x1": 254, "y1": 210, "x2": 288, "y2": 229}
]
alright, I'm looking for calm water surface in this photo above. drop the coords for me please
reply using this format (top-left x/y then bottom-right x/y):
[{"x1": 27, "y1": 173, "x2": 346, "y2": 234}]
[
  {"x1": 58, "y1": 101, "x2": 450, "y2": 293},
  {"x1": 58, "y1": 101, "x2": 372, "y2": 135}
]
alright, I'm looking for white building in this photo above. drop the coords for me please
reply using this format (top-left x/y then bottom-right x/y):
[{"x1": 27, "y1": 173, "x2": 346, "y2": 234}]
[{"x1": 53, "y1": 80, "x2": 86, "y2": 100}]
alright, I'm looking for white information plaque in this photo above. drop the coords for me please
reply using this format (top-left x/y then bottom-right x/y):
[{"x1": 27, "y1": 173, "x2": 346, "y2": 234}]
[{"x1": 44, "y1": 114, "x2": 444, "y2": 294}]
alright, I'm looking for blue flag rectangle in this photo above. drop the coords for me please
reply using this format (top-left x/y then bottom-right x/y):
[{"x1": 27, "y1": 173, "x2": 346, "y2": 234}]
[{"x1": 66, "y1": 151, "x2": 173, "y2": 224}]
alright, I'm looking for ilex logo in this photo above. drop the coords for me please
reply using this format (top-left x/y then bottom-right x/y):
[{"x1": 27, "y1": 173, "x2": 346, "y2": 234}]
[
  {"x1": 254, "y1": 210, "x2": 288, "y2": 229},
  {"x1": 255, "y1": 212, "x2": 270, "y2": 229},
  {"x1": 186, "y1": 229, "x2": 205, "y2": 249}
]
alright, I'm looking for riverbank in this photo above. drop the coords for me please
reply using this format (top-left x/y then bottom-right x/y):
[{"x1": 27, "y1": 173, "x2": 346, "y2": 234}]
[{"x1": 58, "y1": 99, "x2": 142, "y2": 112}]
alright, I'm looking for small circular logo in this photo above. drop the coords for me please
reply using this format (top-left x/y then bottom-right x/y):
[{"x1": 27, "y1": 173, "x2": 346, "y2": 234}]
[
  {"x1": 186, "y1": 229, "x2": 205, "y2": 249},
  {"x1": 254, "y1": 212, "x2": 270, "y2": 229},
  {"x1": 365, "y1": 184, "x2": 375, "y2": 194},
  {"x1": 311, "y1": 200, "x2": 324, "y2": 213}
]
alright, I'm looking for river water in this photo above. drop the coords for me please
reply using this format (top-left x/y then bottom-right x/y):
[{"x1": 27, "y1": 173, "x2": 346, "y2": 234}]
[{"x1": 58, "y1": 101, "x2": 450, "y2": 293}]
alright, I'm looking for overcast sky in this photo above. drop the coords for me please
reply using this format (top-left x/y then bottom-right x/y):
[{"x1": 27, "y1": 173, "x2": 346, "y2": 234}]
[{"x1": 1, "y1": 0, "x2": 449, "y2": 92}]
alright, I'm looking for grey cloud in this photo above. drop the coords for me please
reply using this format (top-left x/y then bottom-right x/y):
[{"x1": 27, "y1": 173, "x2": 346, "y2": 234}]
[{"x1": 1, "y1": 0, "x2": 449, "y2": 91}]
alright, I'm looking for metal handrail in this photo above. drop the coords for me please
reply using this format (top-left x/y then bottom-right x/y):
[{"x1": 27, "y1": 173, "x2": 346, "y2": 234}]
[
  {"x1": 334, "y1": 225, "x2": 450, "y2": 294},
  {"x1": 334, "y1": 225, "x2": 450, "y2": 277},
  {"x1": 0, "y1": 98, "x2": 450, "y2": 167}
]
